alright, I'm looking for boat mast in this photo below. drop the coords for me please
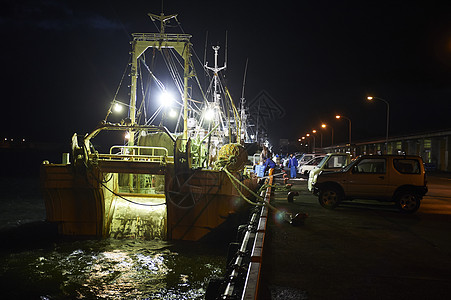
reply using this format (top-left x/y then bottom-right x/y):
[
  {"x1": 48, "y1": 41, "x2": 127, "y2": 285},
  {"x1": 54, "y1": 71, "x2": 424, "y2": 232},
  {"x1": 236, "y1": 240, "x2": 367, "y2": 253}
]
[
  {"x1": 128, "y1": 12, "x2": 192, "y2": 144},
  {"x1": 205, "y1": 46, "x2": 226, "y2": 134},
  {"x1": 239, "y1": 58, "x2": 249, "y2": 144}
]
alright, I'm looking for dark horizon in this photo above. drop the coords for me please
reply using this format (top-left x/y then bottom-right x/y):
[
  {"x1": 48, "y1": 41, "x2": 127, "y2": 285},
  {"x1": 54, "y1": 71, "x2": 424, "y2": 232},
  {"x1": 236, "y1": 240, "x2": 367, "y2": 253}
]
[{"x1": 1, "y1": 1, "x2": 451, "y2": 147}]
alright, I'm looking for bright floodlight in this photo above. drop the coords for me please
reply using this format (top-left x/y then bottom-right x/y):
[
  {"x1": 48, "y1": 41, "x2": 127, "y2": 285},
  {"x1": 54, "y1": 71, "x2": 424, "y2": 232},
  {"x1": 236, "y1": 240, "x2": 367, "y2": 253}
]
[
  {"x1": 367, "y1": 96, "x2": 374, "y2": 100},
  {"x1": 204, "y1": 108, "x2": 215, "y2": 121},
  {"x1": 113, "y1": 103, "x2": 123, "y2": 113},
  {"x1": 160, "y1": 91, "x2": 174, "y2": 106},
  {"x1": 336, "y1": 115, "x2": 341, "y2": 119},
  {"x1": 321, "y1": 124, "x2": 326, "y2": 128},
  {"x1": 168, "y1": 109, "x2": 177, "y2": 118}
]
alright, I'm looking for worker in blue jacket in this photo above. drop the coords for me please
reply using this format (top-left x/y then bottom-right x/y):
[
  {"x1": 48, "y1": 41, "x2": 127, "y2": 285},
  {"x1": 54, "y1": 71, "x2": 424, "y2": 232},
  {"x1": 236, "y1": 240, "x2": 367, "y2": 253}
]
[
  {"x1": 263, "y1": 157, "x2": 276, "y2": 176},
  {"x1": 288, "y1": 154, "x2": 298, "y2": 178}
]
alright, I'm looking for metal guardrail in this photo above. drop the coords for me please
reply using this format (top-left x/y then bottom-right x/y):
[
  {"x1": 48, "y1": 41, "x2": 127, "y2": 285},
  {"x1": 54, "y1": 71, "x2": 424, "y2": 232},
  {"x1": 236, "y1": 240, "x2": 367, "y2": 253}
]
[
  {"x1": 109, "y1": 145, "x2": 168, "y2": 156},
  {"x1": 240, "y1": 171, "x2": 272, "y2": 300},
  {"x1": 95, "y1": 145, "x2": 174, "y2": 163}
]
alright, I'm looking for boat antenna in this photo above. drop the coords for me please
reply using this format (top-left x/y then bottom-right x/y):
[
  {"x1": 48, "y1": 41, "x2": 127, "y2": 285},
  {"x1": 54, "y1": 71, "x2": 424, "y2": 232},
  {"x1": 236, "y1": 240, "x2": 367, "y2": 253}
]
[
  {"x1": 203, "y1": 31, "x2": 209, "y2": 87},
  {"x1": 225, "y1": 31, "x2": 228, "y2": 70},
  {"x1": 203, "y1": 31, "x2": 208, "y2": 66},
  {"x1": 241, "y1": 58, "x2": 248, "y2": 100},
  {"x1": 148, "y1": 8, "x2": 178, "y2": 34},
  {"x1": 239, "y1": 58, "x2": 248, "y2": 143}
]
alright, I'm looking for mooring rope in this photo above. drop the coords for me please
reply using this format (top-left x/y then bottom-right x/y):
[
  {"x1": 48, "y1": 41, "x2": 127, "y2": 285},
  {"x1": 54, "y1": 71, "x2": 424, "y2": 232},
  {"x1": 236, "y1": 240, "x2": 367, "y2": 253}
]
[
  {"x1": 215, "y1": 152, "x2": 304, "y2": 222},
  {"x1": 224, "y1": 167, "x2": 283, "y2": 212}
]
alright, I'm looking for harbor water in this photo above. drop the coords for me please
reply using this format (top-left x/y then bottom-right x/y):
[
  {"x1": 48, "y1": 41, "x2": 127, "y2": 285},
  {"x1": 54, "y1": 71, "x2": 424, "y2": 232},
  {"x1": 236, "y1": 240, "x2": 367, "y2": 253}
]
[{"x1": 0, "y1": 176, "x2": 228, "y2": 299}]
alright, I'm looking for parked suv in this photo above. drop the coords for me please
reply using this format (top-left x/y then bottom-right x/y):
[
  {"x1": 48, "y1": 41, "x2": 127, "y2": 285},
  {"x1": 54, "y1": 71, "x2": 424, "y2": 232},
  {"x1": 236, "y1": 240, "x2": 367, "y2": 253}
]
[{"x1": 312, "y1": 155, "x2": 428, "y2": 213}]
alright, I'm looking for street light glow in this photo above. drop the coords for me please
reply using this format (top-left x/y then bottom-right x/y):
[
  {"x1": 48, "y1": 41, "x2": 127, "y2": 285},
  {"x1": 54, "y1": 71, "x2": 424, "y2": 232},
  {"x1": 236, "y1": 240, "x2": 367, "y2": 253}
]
[
  {"x1": 335, "y1": 115, "x2": 341, "y2": 119},
  {"x1": 367, "y1": 96, "x2": 374, "y2": 100}
]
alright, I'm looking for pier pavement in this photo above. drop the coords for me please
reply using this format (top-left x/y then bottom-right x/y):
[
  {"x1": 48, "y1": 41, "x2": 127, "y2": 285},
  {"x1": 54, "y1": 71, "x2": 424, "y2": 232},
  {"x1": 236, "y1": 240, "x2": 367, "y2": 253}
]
[{"x1": 258, "y1": 174, "x2": 451, "y2": 299}]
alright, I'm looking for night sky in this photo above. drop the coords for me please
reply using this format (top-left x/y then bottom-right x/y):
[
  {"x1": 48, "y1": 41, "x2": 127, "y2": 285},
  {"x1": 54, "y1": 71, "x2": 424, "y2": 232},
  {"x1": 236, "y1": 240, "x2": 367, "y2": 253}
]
[{"x1": 1, "y1": 0, "x2": 451, "y2": 148}]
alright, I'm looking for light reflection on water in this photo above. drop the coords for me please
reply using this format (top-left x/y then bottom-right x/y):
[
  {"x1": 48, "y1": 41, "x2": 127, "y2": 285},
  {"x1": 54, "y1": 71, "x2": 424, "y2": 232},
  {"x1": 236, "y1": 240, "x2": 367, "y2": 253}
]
[{"x1": 0, "y1": 238, "x2": 226, "y2": 299}]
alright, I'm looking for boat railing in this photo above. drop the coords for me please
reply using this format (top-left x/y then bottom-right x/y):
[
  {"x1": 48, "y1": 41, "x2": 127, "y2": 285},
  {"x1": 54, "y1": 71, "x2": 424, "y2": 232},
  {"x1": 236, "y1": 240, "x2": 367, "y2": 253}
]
[
  {"x1": 132, "y1": 33, "x2": 192, "y2": 43},
  {"x1": 95, "y1": 145, "x2": 174, "y2": 163}
]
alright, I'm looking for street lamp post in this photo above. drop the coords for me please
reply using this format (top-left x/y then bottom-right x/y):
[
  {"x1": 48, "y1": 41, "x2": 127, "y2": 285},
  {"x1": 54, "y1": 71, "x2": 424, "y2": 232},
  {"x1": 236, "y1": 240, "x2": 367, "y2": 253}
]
[
  {"x1": 306, "y1": 133, "x2": 316, "y2": 153},
  {"x1": 321, "y1": 124, "x2": 334, "y2": 146},
  {"x1": 301, "y1": 136, "x2": 307, "y2": 152},
  {"x1": 312, "y1": 130, "x2": 317, "y2": 152},
  {"x1": 335, "y1": 115, "x2": 351, "y2": 145},
  {"x1": 367, "y1": 96, "x2": 389, "y2": 153}
]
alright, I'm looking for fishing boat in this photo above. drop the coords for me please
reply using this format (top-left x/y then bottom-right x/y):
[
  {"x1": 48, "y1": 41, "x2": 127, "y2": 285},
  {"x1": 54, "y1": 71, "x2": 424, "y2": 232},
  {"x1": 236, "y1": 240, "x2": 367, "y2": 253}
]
[{"x1": 40, "y1": 11, "x2": 259, "y2": 241}]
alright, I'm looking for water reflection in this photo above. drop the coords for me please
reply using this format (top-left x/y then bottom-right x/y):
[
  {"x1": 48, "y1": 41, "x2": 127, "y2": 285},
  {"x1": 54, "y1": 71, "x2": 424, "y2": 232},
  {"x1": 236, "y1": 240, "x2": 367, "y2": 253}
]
[{"x1": 0, "y1": 238, "x2": 226, "y2": 299}]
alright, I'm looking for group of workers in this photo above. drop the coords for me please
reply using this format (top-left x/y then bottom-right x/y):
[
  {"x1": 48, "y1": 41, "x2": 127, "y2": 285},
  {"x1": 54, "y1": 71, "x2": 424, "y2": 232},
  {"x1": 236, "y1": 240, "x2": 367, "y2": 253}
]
[{"x1": 262, "y1": 153, "x2": 298, "y2": 178}]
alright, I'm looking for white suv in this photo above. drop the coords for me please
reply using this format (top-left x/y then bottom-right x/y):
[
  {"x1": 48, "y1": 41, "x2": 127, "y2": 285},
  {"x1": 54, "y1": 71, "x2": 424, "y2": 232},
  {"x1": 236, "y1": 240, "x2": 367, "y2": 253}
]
[
  {"x1": 298, "y1": 156, "x2": 326, "y2": 176},
  {"x1": 308, "y1": 153, "x2": 352, "y2": 191},
  {"x1": 296, "y1": 153, "x2": 325, "y2": 166}
]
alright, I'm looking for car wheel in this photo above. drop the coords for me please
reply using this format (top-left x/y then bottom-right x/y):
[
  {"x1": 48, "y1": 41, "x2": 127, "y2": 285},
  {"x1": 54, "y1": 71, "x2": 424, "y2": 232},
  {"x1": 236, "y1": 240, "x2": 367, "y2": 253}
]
[
  {"x1": 396, "y1": 191, "x2": 420, "y2": 213},
  {"x1": 318, "y1": 187, "x2": 341, "y2": 209}
]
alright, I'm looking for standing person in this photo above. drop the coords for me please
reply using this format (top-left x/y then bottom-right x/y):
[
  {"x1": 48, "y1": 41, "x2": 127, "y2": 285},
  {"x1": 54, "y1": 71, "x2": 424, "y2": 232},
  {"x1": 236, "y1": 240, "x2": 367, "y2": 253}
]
[
  {"x1": 288, "y1": 154, "x2": 298, "y2": 178},
  {"x1": 263, "y1": 156, "x2": 276, "y2": 176}
]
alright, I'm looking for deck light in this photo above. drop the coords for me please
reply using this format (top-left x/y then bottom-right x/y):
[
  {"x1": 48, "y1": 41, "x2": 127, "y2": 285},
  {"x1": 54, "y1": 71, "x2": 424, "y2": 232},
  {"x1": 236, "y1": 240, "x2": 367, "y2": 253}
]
[
  {"x1": 113, "y1": 103, "x2": 123, "y2": 113},
  {"x1": 169, "y1": 109, "x2": 177, "y2": 118},
  {"x1": 204, "y1": 108, "x2": 215, "y2": 121},
  {"x1": 160, "y1": 91, "x2": 174, "y2": 106}
]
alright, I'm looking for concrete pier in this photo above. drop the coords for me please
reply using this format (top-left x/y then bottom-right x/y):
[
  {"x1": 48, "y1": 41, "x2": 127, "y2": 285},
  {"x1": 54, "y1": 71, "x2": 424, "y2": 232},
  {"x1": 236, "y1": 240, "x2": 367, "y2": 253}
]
[{"x1": 258, "y1": 174, "x2": 451, "y2": 299}]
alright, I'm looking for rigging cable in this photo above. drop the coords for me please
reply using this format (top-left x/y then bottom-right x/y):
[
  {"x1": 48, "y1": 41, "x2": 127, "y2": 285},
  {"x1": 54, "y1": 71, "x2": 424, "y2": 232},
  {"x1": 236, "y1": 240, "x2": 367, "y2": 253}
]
[{"x1": 104, "y1": 58, "x2": 131, "y2": 122}]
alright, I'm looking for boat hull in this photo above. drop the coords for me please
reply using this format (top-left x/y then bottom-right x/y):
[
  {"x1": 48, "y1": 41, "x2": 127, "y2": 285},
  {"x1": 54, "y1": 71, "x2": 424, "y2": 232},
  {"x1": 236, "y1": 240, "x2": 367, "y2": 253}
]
[{"x1": 41, "y1": 163, "x2": 259, "y2": 241}]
